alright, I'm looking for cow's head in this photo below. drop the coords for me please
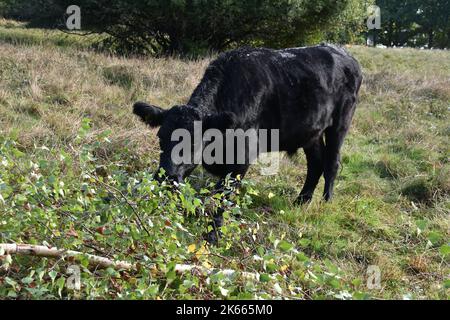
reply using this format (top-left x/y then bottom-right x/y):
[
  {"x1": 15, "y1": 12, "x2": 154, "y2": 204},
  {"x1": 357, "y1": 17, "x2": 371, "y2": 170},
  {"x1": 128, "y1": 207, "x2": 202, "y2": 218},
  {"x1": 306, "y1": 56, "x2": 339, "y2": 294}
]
[
  {"x1": 133, "y1": 101, "x2": 236, "y2": 183},
  {"x1": 133, "y1": 102, "x2": 201, "y2": 182}
]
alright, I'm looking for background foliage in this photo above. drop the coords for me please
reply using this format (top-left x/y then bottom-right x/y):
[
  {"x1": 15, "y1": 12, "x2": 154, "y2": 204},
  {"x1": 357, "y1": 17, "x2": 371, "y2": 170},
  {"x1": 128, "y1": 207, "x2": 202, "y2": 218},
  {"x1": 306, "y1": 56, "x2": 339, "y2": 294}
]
[
  {"x1": 376, "y1": 0, "x2": 450, "y2": 48},
  {"x1": 0, "y1": 0, "x2": 373, "y2": 55}
]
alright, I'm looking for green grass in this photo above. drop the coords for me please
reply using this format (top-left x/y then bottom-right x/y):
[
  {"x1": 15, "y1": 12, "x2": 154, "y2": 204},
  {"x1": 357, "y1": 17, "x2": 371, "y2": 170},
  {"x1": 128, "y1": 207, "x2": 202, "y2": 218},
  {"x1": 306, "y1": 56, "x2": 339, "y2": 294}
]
[
  {"x1": 0, "y1": 22, "x2": 449, "y2": 300},
  {"x1": 0, "y1": 18, "x2": 104, "y2": 50}
]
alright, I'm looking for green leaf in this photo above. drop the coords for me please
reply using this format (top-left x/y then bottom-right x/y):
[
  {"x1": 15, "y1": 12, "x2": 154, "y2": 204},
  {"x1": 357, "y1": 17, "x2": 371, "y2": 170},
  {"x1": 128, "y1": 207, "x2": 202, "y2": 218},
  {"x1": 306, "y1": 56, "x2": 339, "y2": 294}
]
[
  {"x1": 48, "y1": 270, "x2": 57, "y2": 283},
  {"x1": 415, "y1": 219, "x2": 428, "y2": 231},
  {"x1": 298, "y1": 238, "x2": 311, "y2": 247},
  {"x1": 329, "y1": 277, "x2": 341, "y2": 289},
  {"x1": 444, "y1": 279, "x2": 450, "y2": 289},
  {"x1": 427, "y1": 231, "x2": 442, "y2": 245},
  {"x1": 439, "y1": 244, "x2": 450, "y2": 257},
  {"x1": 56, "y1": 277, "x2": 65, "y2": 297},
  {"x1": 266, "y1": 263, "x2": 278, "y2": 273},
  {"x1": 296, "y1": 252, "x2": 310, "y2": 263},
  {"x1": 352, "y1": 278, "x2": 363, "y2": 287},
  {"x1": 259, "y1": 274, "x2": 271, "y2": 282},
  {"x1": 147, "y1": 285, "x2": 159, "y2": 296},
  {"x1": 7, "y1": 290, "x2": 17, "y2": 298},
  {"x1": 21, "y1": 277, "x2": 33, "y2": 285},
  {"x1": 278, "y1": 240, "x2": 294, "y2": 252},
  {"x1": 5, "y1": 277, "x2": 17, "y2": 288}
]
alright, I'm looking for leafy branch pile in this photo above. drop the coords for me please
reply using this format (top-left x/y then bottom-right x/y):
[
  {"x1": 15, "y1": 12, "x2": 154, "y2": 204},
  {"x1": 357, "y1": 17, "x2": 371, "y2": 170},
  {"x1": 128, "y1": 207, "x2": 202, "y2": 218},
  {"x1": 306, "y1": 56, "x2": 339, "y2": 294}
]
[{"x1": 0, "y1": 119, "x2": 372, "y2": 299}]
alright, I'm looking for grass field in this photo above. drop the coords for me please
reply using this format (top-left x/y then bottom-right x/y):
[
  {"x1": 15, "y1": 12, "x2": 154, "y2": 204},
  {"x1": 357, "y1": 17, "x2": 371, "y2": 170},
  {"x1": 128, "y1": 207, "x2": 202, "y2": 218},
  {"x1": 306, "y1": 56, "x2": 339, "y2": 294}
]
[{"x1": 0, "y1": 20, "x2": 449, "y2": 299}]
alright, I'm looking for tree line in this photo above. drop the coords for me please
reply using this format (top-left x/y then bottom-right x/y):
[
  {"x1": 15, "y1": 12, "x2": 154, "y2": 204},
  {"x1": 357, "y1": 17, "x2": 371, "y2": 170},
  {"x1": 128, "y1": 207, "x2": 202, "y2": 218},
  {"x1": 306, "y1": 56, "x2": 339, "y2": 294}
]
[
  {"x1": 0, "y1": 0, "x2": 448, "y2": 56},
  {"x1": 377, "y1": 0, "x2": 450, "y2": 49}
]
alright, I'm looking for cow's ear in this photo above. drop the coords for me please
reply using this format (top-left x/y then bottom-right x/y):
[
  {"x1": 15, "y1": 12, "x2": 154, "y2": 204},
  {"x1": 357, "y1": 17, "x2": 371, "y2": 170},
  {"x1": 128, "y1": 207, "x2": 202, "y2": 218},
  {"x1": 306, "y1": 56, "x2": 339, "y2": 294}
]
[
  {"x1": 203, "y1": 112, "x2": 236, "y2": 132},
  {"x1": 133, "y1": 102, "x2": 166, "y2": 128}
]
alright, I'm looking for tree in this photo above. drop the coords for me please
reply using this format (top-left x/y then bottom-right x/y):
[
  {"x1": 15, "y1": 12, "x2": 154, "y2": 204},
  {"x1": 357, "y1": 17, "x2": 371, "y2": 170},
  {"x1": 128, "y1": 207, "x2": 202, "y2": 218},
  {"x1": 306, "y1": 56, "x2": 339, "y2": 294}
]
[
  {"x1": 1, "y1": 0, "x2": 365, "y2": 55},
  {"x1": 415, "y1": 0, "x2": 450, "y2": 48},
  {"x1": 376, "y1": 0, "x2": 450, "y2": 48},
  {"x1": 325, "y1": 0, "x2": 374, "y2": 44}
]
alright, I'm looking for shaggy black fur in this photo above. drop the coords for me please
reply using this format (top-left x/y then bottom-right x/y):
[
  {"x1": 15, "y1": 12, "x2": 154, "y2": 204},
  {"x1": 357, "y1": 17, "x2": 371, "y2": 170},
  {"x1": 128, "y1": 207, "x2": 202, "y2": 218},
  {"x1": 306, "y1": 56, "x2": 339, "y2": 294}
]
[{"x1": 133, "y1": 44, "x2": 363, "y2": 240}]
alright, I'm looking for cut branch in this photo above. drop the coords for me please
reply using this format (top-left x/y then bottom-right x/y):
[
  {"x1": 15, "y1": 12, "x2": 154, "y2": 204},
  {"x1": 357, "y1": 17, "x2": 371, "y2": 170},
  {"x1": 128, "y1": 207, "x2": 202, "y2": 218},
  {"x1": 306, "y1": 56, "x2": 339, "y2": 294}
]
[
  {"x1": 0, "y1": 243, "x2": 264, "y2": 281},
  {"x1": 1, "y1": 243, "x2": 133, "y2": 270}
]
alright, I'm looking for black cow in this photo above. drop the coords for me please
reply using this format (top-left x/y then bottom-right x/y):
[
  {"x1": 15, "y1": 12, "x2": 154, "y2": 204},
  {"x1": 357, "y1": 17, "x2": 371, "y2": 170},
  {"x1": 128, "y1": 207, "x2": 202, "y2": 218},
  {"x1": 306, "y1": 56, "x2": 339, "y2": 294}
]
[{"x1": 133, "y1": 44, "x2": 362, "y2": 240}]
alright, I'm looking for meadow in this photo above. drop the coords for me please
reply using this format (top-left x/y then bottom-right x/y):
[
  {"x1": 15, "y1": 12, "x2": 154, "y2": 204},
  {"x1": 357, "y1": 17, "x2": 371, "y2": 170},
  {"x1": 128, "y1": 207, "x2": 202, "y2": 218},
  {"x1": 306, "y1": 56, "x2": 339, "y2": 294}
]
[{"x1": 0, "y1": 20, "x2": 449, "y2": 299}]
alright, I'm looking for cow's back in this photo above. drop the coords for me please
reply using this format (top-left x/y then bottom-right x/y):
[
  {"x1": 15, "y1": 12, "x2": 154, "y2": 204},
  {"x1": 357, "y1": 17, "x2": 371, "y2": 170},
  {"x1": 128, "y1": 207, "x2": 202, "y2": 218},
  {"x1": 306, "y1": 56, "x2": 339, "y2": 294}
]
[{"x1": 188, "y1": 45, "x2": 362, "y2": 148}]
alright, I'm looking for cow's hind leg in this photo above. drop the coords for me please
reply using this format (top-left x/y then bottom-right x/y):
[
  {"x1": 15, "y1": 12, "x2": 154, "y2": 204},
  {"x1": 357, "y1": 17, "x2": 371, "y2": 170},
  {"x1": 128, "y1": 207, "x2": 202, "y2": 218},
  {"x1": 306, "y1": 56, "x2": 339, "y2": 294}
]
[
  {"x1": 295, "y1": 138, "x2": 325, "y2": 204},
  {"x1": 323, "y1": 102, "x2": 356, "y2": 201}
]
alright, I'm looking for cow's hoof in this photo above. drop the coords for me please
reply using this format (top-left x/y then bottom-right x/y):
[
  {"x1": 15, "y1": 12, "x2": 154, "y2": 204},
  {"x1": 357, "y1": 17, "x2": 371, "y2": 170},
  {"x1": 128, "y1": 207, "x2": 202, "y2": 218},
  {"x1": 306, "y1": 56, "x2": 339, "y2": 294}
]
[
  {"x1": 203, "y1": 230, "x2": 221, "y2": 245},
  {"x1": 294, "y1": 194, "x2": 312, "y2": 205}
]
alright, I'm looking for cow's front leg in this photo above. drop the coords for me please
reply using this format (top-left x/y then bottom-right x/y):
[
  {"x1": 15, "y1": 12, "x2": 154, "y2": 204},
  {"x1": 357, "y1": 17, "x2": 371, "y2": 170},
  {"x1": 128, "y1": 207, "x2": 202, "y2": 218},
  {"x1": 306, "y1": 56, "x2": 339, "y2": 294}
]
[
  {"x1": 295, "y1": 138, "x2": 325, "y2": 204},
  {"x1": 204, "y1": 198, "x2": 226, "y2": 245},
  {"x1": 204, "y1": 168, "x2": 248, "y2": 244}
]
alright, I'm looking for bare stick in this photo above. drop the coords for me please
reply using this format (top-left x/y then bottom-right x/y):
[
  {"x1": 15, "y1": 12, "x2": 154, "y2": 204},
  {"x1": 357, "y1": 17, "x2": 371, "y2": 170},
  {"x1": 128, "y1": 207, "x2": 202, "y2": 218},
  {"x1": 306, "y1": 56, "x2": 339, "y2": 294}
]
[
  {"x1": 1, "y1": 243, "x2": 133, "y2": 270},
  {"x1": 1, "y1": 243, "x2": 265, "y2": 281}
]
